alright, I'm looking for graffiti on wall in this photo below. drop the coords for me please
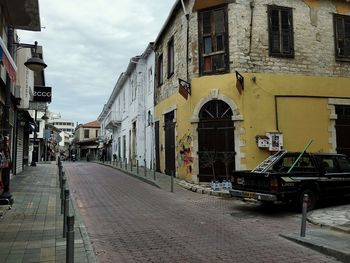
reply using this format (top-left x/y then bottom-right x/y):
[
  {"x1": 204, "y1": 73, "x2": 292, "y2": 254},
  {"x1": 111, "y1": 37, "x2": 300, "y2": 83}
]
[{"x1": 178, "y1": 133, "x2": 193, "y2": 174}]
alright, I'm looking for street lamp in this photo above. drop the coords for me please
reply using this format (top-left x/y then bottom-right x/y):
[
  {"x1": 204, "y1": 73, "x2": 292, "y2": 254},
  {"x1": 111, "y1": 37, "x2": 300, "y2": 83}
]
[
  {"x1": 17, "y1": 41, "x2": 47, "y2": 72},
  {"x1": 13, "y1": 41, "x2": 49, "y2": 167}
]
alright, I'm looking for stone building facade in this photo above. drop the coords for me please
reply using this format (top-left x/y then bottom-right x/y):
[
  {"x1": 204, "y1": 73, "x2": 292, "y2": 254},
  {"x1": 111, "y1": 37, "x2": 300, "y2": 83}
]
[{"x1": 154, "y1": 0, "x2": 350, "y2": 182}]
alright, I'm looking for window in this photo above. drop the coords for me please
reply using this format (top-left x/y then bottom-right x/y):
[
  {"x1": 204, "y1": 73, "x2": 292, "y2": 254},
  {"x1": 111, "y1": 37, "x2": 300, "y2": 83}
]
[
  {"x1": 147, "y1": 110, "x2": 152, "y2": 126},
  {"x1": 268, "y1": 5, "x2": 294, "y2": 57},
  {"x1": 131, "y1": 79, "x2": 136, "y2": 102},
  {"x1": 337, "y1": 156, "x2": 350, "y2": 172},
  {"x1": 84, "y1": 129, "x2": 89, "y2": 138},
  {"x1": 198, "y1": 6, "x2": 229, "y2": 75},
  {"x1": 148, "y1": 67, "x2": 153, "y2": 93},
  {"x1": 334, "y1": 14, "x2": 350, "y2": 60},
  {"x1": 167, "y1": 37, "x2": 174, "y2": 78},
  {"x1": 96, "y1": 130, "x2": 99, "y2": 137},
  {"x1": 157, "y1": 54, "x2": 163, "y2": 86}
]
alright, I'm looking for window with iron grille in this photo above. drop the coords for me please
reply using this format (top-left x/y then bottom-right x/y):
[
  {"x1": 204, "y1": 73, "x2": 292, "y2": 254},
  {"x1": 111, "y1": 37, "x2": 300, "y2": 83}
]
[
  {"x1": 167, "y1": 37, "x2": 174, "y2": 78},
  {"x1": 268, "y1": 5, "x2": 294, "y2": 58},
  {"x1": 198, "y1": 5, "x2": 229, "y2": 75},
  {"x1": 157, "y1": 54, "x2": 163, "y2": 86},
  {"x1": 334, "y1": 14, "x2": 350, "y2": 61}
]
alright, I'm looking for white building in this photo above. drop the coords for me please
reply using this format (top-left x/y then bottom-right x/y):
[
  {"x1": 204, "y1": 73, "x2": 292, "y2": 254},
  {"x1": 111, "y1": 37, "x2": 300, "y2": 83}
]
[
  {"x1": 98, "y1": 43, "x2": 155, "y2": 168},
  {"x1": 47, "y1": 112, "x2": 75, "y2": 157}
]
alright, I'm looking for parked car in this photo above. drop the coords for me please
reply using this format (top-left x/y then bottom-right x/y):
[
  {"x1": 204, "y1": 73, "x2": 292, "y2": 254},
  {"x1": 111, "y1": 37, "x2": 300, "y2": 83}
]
[{"x1": 229, "y1": 151, "x2": 350, "y2": 210}]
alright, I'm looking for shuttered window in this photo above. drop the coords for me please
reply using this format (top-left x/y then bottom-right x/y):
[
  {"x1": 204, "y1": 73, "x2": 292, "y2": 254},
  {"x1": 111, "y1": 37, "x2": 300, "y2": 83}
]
[
  {"x1": 167, "y1": 37, "x2": 174, "y2": 78},
  {"x1": 268, "y1": 5, "x2": 294, "y2": 58},
  {"x1": 334, "y1": 14, "x2": 350, "y2": 61},
  {"x1": 157, "y1": 54, "x2": 163, "y2": 86},
  {"x1": 198, "y1": 5, "x2": 229, "y2": 75}
]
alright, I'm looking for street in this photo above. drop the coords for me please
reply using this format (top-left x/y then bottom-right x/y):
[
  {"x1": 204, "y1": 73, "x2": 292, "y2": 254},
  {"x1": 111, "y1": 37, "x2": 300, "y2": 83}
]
[{"x1": 64, "y1": 162, "x2": 339, "y2": 263}]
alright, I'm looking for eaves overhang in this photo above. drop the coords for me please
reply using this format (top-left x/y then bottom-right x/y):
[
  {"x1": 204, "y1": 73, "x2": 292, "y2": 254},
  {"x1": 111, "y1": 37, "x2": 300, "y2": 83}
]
[{"x1": 1, "y1": 0, "x2": 41, "y2": 31}]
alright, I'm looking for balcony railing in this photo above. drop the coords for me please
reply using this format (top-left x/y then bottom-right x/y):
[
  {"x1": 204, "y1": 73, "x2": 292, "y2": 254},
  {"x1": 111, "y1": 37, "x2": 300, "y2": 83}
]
[{"x1": 105, "y1": 111, "x2": 122, "y2": 129}]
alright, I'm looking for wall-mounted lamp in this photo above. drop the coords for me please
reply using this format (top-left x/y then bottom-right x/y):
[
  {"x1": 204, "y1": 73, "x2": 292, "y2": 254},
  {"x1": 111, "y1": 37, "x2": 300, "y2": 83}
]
[{"x1": 15, "y1": 41, "x2": 47, "y2": 72}]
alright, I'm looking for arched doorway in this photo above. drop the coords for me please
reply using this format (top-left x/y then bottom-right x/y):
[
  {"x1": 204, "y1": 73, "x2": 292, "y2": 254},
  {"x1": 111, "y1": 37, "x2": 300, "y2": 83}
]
[{"x1": 197, "y1": 100, "x2": 235, "y2": 182}]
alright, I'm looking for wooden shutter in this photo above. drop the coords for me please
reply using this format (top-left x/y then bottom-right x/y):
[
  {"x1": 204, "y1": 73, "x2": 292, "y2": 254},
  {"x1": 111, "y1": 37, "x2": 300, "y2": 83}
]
[
  {"x1": 269, "y1": 8, "x2": 281, "y2": 54},
  {"x1": 335, "y1": 17, "x2": 345, "y2": 57}
]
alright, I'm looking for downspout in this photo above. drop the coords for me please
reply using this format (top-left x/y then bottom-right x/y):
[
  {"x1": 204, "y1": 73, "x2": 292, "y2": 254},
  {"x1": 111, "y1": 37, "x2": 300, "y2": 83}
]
[
  {"x1": 248, "y1": 1, "x2": 255, "y2": 55},
  {"x1": 181, "y1": 0, "x2": 190, "y2": 81}
]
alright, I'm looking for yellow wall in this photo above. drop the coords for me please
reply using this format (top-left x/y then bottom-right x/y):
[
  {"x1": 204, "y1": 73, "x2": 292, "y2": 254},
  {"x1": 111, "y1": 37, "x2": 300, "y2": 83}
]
[
  {"x1": 155, "y1": 72, "x2": 350, "y2": 181},
  {"x1": 277, "y1": 98, "x2": 331, "y2": 152}
]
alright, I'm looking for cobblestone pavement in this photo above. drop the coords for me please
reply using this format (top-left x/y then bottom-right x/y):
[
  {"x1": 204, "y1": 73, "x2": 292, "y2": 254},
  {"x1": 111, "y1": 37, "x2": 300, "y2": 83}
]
[{"x1": 65, "y1": 162, "x2": 340, "y2": 263}]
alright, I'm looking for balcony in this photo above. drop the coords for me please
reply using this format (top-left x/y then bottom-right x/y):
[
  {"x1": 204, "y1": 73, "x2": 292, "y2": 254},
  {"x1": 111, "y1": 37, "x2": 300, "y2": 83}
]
[{"x1": 105, "y1": 111, "x2": 122, "y2": 129}]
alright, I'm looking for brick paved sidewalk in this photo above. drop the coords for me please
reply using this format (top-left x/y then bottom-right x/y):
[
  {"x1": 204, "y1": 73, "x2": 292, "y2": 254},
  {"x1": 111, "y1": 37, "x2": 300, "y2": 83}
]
[{"x1": 0, "y1": 163, "x2": 96, "y2": 263}]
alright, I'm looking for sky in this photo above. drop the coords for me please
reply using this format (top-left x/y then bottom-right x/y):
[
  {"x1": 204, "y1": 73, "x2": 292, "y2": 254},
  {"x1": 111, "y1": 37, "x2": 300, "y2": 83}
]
[{"x1": 19, "y1": 0, "x2": 175, "y2": 125}]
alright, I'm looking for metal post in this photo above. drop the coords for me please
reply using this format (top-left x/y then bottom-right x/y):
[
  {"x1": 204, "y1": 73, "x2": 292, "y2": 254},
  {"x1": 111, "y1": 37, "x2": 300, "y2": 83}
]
[
  {"x1": 130, "y1": 159, "x2": 133, "y2": 172},
  {"x1": 63, "y1": 189, "x2": 70, "y2": 238},
  {"x1": 136, "y1": 160, "x2": 139, "y2": 174},
  {"x1": 60, "y1": 170, "x2": 65, "y2": 190},
  {"x1": 300, "y1": 194, "x2": 309, "y2": 237},
  {"x1": 124, "y1": 158, "x2": 127, "y2": 170},
  {"x1": 120, "y1": 158, "x2": 123, "y2": 168},
  {"x1": 59, "y1": 166, "x2": 62, "y2": 187},
  {"x1": 61, "y1": 177, "x2": 66, "y2": 214},
  {"x1": 171, "y1": 170, "x2": 174, "y2": 193},
  {"x1": 153, "y1": 162, "x2": 156, "y2": 181},
  {"x1": 30, "y1": 110, "x2": 38, "y2": 166},
  {"x1": 144, "y1": 159, "x2": 147, "y2": 177},
  {"x1": 66, "y1": 215, "x2": 75, "y2": 263}
]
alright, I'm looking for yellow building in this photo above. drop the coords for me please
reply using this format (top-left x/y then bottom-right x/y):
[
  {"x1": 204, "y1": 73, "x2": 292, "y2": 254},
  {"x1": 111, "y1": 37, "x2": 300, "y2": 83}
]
[{"x1": 154, "y1": 0, "x2": 350, "y2": 182}]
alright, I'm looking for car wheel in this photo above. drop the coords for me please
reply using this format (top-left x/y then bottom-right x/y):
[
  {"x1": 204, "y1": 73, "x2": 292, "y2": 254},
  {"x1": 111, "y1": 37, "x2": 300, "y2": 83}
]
[{"x1": 299, "y1": 189, "x2": 318, "y2": 211}]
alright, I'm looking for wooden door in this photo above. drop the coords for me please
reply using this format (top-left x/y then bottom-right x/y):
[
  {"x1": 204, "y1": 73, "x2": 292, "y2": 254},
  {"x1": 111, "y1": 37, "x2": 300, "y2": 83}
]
[
  {"x1": 335, "y1": 105, "x2": 350, "y2": 157},
  {"x1": 164, "y1": 111, "x2": 175, "y2": 175}
]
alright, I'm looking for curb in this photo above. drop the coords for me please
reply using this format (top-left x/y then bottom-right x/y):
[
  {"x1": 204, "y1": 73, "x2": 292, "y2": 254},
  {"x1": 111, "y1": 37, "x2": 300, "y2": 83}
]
[
  {"x1": 177, "y1": 180, "x2": 231, "y2": 198},
  {"x1": 307, "y1": 212, "x2": 350, "y2": 235},
  {"x1": 281, "y1": 233, "x2": 350, "y2": 263},
  {"x1": 96, "y1": 162, "x2": 160, "y2": 189}
]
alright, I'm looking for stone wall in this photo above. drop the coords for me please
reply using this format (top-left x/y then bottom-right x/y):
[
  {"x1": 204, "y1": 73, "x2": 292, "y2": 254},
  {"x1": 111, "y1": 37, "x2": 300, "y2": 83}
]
[{"x1": 155, "y1": 0, "x2": 350, "y2": 103}]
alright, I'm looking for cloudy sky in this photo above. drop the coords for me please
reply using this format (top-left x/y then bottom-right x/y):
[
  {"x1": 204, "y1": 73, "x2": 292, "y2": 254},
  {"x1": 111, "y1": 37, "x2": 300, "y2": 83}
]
[{"x1": 19, "y1": 0, "x2": 175, "y2": 124}]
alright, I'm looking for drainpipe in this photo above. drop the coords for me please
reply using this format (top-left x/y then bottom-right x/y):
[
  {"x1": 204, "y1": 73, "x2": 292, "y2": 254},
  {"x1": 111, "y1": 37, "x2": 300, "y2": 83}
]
[
  {"x1": 248, "y1": 1, "x2": 255, "y2": 55},
  {"x1": 181, "y1": 0, "x2": 190, "y2": 81}
]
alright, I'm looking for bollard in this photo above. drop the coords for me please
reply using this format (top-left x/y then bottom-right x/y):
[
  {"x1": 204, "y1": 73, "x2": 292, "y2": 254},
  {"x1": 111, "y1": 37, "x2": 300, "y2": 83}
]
[
  {"x1": 60, "y1": 171, "x2": 65, "y2": 189},
  {"x1": 136, "y1": 160, "x2": 139, "y2": 174},
  {"x1": 125, "y1": 158, "x2": 127, "y2": 170},
  {"x1": 59, "y1": 166, "x2": 62, "y2": 188},
  {"x1": 153, "y1": 162, "x2": 156, "y2": 181},
  {"x1": 66, "y1": 215, "x2": 75, "y2": 263},
  {"x1": 171, "y1": 170, "x2": 174, "y2": 193},
  {"x1": 61, "y1": 177, "x2": 66, "y2": 214},
  {"x1": 63, "y1": 189, "x2": 70, "y2": 238},
  {"x1": 144, "y1": 159, "x2": 147, "y2": 177},
  {"x1": 300, "y1": 194, "x2": 309, "y2": 237},
  {"x1": 120, "y1": 158, "x2": 123, "y2": 169},
  {"x1": 130, "y1": 160, "x2": 133, "y2": 172}
]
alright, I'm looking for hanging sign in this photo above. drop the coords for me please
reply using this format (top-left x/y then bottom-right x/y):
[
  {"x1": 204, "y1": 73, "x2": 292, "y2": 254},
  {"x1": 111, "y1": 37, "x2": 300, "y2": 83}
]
[
  {"x1": 178, "y1": 78, "x2": 191, "y2": 100},
  {"x1": 34, "y1": 86, "x2": 52, "y2": 102},
  {"x1": 235, "y1": 71, "x2": 244, "y2": 95}
]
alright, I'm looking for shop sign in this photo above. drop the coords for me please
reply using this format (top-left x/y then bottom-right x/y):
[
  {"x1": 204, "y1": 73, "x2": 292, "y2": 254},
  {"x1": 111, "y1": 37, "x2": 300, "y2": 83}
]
[{"x1": 34, "y1": 86, "x2": 52, "y2": 102}]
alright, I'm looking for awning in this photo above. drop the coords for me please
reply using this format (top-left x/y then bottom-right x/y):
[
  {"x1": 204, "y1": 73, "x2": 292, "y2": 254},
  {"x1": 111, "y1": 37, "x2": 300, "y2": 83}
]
[{"x1": 0, "y1": 37, "x2": 17, "y2": 82}]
